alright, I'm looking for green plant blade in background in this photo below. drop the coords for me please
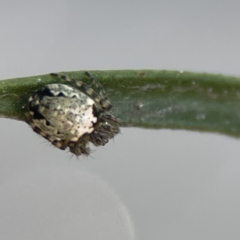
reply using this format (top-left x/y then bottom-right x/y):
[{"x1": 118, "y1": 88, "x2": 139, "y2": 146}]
[{"x1": 0, "y1": 70, "x2": 240, "y2": 137}]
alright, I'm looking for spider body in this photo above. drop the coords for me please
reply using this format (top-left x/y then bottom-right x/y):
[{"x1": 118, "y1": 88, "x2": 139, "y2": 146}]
[{"x1": 25, "y1": 72, "x2": 120, "y2": 156}]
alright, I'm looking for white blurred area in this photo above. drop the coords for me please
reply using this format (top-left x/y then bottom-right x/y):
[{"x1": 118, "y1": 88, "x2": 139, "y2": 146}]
[
  {"x1": 1, "y1": 1, "x2": 240, "y2": 239},
  {"x1": 0, "y1": 149, "x2": 135, "y2": 240}
]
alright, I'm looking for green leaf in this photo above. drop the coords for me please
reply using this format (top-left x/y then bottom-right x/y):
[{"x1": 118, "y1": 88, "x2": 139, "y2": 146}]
[{"x1": 1, "y1": 70, "x2": 240, "y2": 137}]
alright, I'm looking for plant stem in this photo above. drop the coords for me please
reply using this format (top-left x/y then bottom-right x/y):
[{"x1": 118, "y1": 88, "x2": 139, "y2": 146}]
[{"x1": 1, "y1": 70, "x2": 240, "y2": 137}]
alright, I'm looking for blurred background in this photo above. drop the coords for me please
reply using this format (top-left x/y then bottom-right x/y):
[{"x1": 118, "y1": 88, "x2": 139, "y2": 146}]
[{"x1": 0, "y1": 1, "x2": 240, "y2": 239}]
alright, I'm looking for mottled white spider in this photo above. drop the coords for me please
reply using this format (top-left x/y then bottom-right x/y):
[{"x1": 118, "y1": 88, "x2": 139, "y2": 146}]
[{"x1": 25, "y1": 72, "x2": 120, "y2": 156}]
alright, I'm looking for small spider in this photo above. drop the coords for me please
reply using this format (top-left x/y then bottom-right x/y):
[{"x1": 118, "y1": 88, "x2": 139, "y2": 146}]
[{"x1": 25, "y1": 72, "x2": 121, "y2": 156}]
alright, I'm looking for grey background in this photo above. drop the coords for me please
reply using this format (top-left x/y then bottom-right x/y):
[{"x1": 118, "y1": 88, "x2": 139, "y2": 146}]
[{"x1": 1, "y1": 1, "x2": 240, "y2": 240}]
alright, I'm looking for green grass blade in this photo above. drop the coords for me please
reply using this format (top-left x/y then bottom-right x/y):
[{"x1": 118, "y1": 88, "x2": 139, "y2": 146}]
[{"x1": 1, "y1": 70, "x2": 240, "y2": 137}]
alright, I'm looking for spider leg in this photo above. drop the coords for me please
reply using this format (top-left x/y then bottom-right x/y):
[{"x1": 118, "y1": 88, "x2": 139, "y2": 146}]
[
  {"x1": 90, "y1": 112, "x2": 121, "y2": 146},
  {"x1": 68, "y1": 140, "x2": 90, "y2": 156},
  {"x1": 84, "y1": 71, "x2": 106, "y2": 97},
  {"x1": 84, "y1": 71, "x2": 112, "y2": 110},
  {"x1": 50, "y1": 72, "x2": 112, "y2": 111},
  {"x1": 50, "y1": 73, "x2": 108, "y2": 108}
]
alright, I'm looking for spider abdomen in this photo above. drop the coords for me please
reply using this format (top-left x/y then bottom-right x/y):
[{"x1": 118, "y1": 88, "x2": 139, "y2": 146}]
[{"x1": 25, "y1": 72, "x2": 121, "y2": 156}]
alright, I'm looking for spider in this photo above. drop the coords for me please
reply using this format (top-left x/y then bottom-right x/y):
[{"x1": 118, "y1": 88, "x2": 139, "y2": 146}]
[{"x1": 25, "y1": 72, "x2": 121, "y2": 156}]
